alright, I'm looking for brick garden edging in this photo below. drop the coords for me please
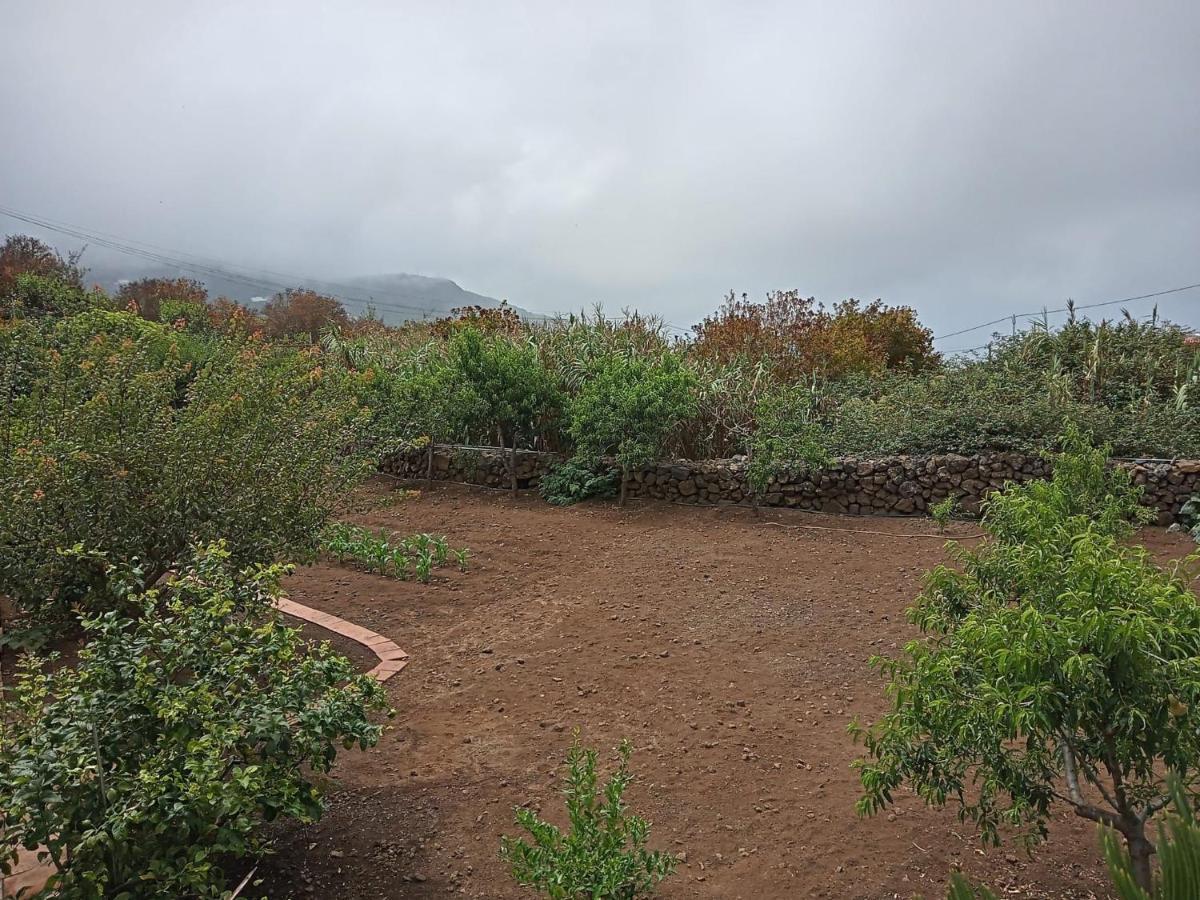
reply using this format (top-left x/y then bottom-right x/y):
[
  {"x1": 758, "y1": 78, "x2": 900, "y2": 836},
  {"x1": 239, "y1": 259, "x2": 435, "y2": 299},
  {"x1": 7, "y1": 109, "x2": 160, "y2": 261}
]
[{"x1": 275, "y1": 597, "x2": 410, "y2": 682}]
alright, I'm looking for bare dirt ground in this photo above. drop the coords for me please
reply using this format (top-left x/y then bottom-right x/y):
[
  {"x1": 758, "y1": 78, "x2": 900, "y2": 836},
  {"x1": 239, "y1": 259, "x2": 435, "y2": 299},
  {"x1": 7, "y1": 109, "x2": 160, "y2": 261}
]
[{"x1": 256, "y1": 479, "x2": 1199, "y2": 899}]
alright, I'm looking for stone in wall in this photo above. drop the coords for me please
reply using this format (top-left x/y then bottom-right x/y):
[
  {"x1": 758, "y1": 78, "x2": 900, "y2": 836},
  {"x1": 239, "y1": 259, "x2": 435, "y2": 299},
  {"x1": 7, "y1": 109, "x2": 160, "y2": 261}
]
[{"x1": 380, "y1": 444, "x2": 1200, "y2": 523}]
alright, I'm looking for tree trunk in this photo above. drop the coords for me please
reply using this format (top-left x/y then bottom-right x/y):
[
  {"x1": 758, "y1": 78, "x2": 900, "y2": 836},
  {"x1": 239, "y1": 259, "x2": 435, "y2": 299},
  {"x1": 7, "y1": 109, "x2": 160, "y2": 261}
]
[
  {"x1": 426, "y1": 442, "x2": 434, "y2": 485},
  {"x1": 619, "y1": 465, "x2": 628, "y2": 507},
  {"x1": 496, "y1": 426, "x2": 517, "y2": 497},
  {"x1": 1127, "y1": 832, "x2": 1154, "y2": 894}
]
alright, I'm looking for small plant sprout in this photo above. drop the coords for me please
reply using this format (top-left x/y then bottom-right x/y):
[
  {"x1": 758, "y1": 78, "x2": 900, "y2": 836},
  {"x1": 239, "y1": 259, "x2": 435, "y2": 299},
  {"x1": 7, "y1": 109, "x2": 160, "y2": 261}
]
[
  {"x1": 431, "y1": 535, "x2": 450, "y2": 566},
  {"x1": 414, "y1": 548, "x2": 433, "y2": 583},
  {"x1": 930, "y1": 495, "x2": 959, "y2": 532},
  {"x1": 454, "y1": 548, "x2": 470, "y2": 572},
  {"x1": 500, "y1": 735, "x2": 678, "y2": 898}
]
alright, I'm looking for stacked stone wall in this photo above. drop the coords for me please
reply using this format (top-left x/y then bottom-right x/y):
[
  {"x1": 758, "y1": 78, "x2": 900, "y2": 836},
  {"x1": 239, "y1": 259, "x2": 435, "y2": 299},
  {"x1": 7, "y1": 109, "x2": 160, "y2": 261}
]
[{"x1": 380, "y1": 445, "x2": 1200, "y2": 524}]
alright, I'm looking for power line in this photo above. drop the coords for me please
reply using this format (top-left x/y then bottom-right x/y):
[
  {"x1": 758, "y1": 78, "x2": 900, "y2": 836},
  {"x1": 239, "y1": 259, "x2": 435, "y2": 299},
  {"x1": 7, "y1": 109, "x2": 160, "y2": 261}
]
[
  {"x1": 0, "y1": 204, "x2": 504, "y2": 321},
  {"x1": 939, "y1": 307, "x2": 1183, "y2": 357},
  {"x1": 940, "y1": 342, "x2": 993, "y2": 355},
  {"x1": 936, "y1": 282, "x2": 1200, "y2": 340}
]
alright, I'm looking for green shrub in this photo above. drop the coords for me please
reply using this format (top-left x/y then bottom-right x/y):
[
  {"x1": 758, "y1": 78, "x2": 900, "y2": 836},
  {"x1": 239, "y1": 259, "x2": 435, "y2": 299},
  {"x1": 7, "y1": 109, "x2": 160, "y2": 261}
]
[
  {"x1": 746, "y1": 382, "x2": 831, "y2": 495},
  {"x1": 353, "y1": 347, "x2": 482, "y2": 459},
  {"x1": 1, "y1": 272, "x2": 101, "y2": 319},
  {"x1": 1177, "y1": 495, "x2": 1200, "y2": 543},
  {"x1": 500, "y1": 736, "x2": 678, "y2": 898},
  {"x1": 819, "y1": 365, "x2": 1200, "y2": 459},
  {"x1": 160, "y1": 297, "x2": 214, "y2": 334},
  {"x1": 0, "y1": 543, "x2": 388, "y2": 898},
  {"x1": 450, "y1": 326, "x2": 560, "y2": 492},
  {"x1": 852, "y1": 432, "x2": 1199, "y2": 893},
  {"x1": 568, "y1": 352, "x2": 697, "y2": 505},
  {"x1": 540, "y1": 457, "x2": 620, "y2": 506},
  {"x1": 0, "y1": 323, "x2": 369, "y2": 620},
  {"x1": 930, "y1": 495, "x2": 959, "y2": 531}
]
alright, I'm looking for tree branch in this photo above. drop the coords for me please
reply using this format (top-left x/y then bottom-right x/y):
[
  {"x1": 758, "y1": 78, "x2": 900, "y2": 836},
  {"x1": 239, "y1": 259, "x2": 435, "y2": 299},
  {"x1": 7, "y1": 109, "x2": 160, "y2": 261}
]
[
  {"x1": 1061, "y1": 740, "x2": 1084, "y2": 805},
  {"x1": 1140, "y1": 793, "x2": 1173, "y2": 823},
  {"x1": 1060, "y1": 740, "x2": 1125, "y2": 832}
]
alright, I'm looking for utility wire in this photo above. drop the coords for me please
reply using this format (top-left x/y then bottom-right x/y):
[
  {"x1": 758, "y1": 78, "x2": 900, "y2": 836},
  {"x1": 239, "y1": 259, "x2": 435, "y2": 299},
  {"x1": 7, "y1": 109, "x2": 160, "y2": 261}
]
[
  {"x1": 2, "y1": 203, "x2": 699, "y2": 331},
  {"x1": 0, "y1": 204, "x2": 503, "y2": 321},
  {"x1": 9, "y1": 203, "x2": 1191, "y2": 341},
  {"x1": 933, "y1": 282, "x2": 1200, "y2": 342}
]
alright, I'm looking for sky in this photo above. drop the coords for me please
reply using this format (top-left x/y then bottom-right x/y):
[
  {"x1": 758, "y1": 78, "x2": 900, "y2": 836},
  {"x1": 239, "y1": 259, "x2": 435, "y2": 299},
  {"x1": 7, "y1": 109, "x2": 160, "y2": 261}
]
[{"x1": 2, "y1": 1, "x2": 1198, "y2": 346}]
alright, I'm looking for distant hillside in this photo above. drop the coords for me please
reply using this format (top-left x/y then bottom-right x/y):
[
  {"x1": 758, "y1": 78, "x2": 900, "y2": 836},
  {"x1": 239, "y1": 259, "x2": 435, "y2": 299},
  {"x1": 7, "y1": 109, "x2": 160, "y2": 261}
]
[
  {"x1": 82, "y1": 259, "x2": 539, "y2": 325},
  {"x1": 336, "y1": 273, "x2": 542, "y2": 323}
]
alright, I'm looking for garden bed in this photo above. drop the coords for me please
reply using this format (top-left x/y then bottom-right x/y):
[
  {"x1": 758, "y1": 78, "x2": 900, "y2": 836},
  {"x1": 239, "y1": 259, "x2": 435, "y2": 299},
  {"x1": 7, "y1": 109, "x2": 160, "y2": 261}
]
[{"x1": 252, "y1": 481, "x2": 1198, "y2": 897}]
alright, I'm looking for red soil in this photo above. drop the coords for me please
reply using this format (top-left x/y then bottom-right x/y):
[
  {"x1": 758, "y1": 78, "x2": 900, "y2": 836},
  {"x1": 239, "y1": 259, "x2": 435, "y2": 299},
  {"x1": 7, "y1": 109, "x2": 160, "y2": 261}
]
[{"x1": 251, "y1": 480, "x2": 1198, "y2": 899}]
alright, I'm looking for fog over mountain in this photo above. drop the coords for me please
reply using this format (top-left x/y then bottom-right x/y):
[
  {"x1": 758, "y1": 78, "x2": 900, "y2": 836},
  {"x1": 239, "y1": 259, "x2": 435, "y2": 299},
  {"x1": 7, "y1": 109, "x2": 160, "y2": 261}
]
[
  {"x1": 2, "y1": 2, "x2": 1199, "y2": 341},
  {"x1": 81, "y1": 254, "x2": 536, "y2": 324}
]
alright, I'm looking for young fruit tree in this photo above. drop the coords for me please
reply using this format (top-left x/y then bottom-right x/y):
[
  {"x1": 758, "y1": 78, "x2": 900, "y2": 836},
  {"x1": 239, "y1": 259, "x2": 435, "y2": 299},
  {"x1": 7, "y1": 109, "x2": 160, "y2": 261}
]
[
  {"x1": 500, "y1": 736, "x2": 678, "y2": 898},
  {"x1": 568, "y1": 352, "x2": 698, "y2": 505},
  {"x1": 450, "y1": 325, "x2": 560, "y2": 494},
  {"x1": 852, "y1": 431, "x2": 1199, "y2": 893}
]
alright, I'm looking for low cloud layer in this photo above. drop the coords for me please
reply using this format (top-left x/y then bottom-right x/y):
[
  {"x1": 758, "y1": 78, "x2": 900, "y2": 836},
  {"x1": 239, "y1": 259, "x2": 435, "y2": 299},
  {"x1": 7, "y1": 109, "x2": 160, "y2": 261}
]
[{"x1": 3, "y1": 1, "x2": 1198, "y2": 341}]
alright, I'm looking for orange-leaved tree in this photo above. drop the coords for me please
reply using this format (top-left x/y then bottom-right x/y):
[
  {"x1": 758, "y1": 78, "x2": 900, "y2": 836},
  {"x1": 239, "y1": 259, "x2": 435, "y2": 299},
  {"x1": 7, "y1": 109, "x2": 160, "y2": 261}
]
[
  {"x1": 690, "y1": 290, "x2": 938, "y2": 381},
  {"x1": 264, "y1": 288, "x2": 349, "y2": 341},
  {"x1": 116, "y1": 277, "x2": 208, "y2": 323},
  {"x1": 0, "y1": 234, "x2": 84, "y2": 292}
]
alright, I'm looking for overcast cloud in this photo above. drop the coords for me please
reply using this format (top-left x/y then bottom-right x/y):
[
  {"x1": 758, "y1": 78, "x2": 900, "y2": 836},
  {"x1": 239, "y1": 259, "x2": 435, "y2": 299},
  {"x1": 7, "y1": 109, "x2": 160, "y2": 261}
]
[{"x1": 2, "y1": 1, "x2": 1198, "y2": 342}]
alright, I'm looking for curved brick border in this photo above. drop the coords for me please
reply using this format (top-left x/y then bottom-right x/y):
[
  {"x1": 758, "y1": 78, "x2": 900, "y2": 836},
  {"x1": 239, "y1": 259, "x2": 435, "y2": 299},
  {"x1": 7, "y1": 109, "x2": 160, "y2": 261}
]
[{"x1": 275, "y1": 597, "x2": 409, "y2": 682}]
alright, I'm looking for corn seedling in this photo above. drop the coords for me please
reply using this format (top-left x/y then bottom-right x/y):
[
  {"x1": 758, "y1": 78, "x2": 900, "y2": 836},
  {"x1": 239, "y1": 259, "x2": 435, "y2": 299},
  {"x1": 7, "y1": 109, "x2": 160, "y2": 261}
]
[{"x1": 320, "y1": 522, "x2": 469, "y2": 581}]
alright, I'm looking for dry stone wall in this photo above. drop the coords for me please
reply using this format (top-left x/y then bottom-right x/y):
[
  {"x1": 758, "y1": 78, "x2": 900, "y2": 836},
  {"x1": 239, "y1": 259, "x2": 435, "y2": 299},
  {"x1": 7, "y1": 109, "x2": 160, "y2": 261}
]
[
  {"x1": 380, "y1": 445, "x2": 1200, "y2": 525},
  {"x1": 381, "y1": 445, "x2": 556, "y2": 490}
]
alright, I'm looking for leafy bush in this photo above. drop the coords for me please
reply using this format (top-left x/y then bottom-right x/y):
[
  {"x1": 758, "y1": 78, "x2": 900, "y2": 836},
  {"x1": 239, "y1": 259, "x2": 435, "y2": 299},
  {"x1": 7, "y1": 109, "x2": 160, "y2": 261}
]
[
  {"x1": 690, "y1": 290, "x2": 938, "y2": 381},
  {"x1": 1176, "y1": 495, "x2": 1200, "y2": 543},
  {"x1": 568, "y1": 352, "x2": 697, "y2": 505},
  {"x1": 0, "y1": 317, "x2": 369, "y2": 620},
  {"x1": 353, "y1": 346, "x2": 482, "y2": 461},
  {"x1": 746, "y1": 382, "x2": 831, "y2": 495},
  {"x1": 500, "y1": 736, "x2": 678, "y2": 898},
  {"x1": 930, "y1": 495, "x2": 959, "y2": 531},
  {"x1": 2, "y1": 272, "x2": 102, "y2": 319},
  {"x1": 320, "y1": 522, "x2": 466, "y2": 582},
  {"x1": 0, "y1": 235, "x2": 85, "y2": 308},
  {"x1": 263, "y1": 288, "x2": 349, "y2": 341},
  {"x1": 540, "y1": 458, "x2": 620, "y2": 506},
  {"x1": 819, "y1": 365, "x2": 1200, "y2": 459},
  {"x1": 161, "y1": 297, "x2": 214, "y2": 334},
  {"x1": 450, "y1": 325, "x2": 561, "y2": 492},
  {"x1": 852, "y1": 433, "x2": 1199, "y2": 892},
  {"x1": 116, "y1": 277, "x2": 208, "y2": 323},
  {"x1": 0, "y1": 543, "x2": 388, "y2": 898}
]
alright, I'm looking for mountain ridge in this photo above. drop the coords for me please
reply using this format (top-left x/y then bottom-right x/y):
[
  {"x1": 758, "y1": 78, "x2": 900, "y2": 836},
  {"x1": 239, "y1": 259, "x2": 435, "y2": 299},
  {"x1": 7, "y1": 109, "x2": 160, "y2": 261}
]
[{"x1": 82, "y1": 260, "x2": 539, "y2": 324}]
